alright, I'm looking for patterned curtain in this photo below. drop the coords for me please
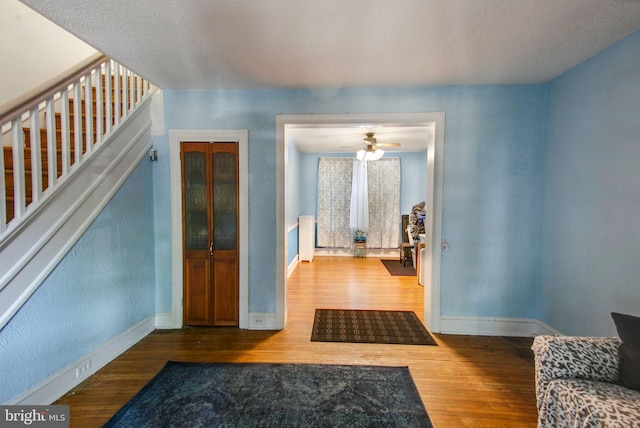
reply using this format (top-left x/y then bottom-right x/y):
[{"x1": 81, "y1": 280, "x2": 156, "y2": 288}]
[
  {"x1": 316, "y1": 158, "x2": 353, "y2": 248},
  {"x1": 367, "y1": 158, "x2": 401, "y2": 248},
  {"x1": 317, "y1": 157, "x2": 400, "y2": 249}
]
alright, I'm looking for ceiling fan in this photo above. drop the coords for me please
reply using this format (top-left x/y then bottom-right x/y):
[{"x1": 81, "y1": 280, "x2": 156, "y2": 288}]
[{"x1": 356, "y1": 133, "x2": 400, "y2": 161}]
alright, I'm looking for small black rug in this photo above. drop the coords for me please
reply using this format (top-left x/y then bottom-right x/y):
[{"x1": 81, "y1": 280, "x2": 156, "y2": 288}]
[
  {"x1": 104, "y1": 361, "x2": 433, "y2": 427},
  {"x1": 311, "y1": 309, "x2": 437, "y2": 345},
  {"x1": 381, "y1": 258, "x2": 417, "y2": 276}
]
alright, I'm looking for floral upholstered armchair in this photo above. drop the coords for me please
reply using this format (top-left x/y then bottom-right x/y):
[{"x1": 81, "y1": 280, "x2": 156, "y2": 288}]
[{"x1": 532, "y1": 314, "x2": 640, "y2": 427}]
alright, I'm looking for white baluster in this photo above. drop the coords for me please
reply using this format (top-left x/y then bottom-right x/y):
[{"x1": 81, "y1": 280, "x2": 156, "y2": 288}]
[
  {"x1": 104, "y1": 61, "x2": 113, "y2": 135},
  {"x1": 129, "y1": 69, "x2": 134, "y2": 112},
  {"x1": 11, "y1": 118, "x2": 26, "y2": 220},
  {"x1": 60, "y1": 89, "x2": 71, "y2": 176},
  {"x1": 94, "y1": 65, "x2": 103, "y2": 144},
  {"x1": 114, "y1": 63, "x2": 122, "y2": 126},
  {"x1": 136, "y1": 73, "x2": 142, "y2": 106},
  {"x1": 84, "y1": 71, "x2": 93, "y2": 154},
  {"x1": 73, "y1": 81, "x2": 82, "y2": 165},
  {"x1": 45, "y1": 97, "x2": 57, "y2": 190},
  {"x1": 29, "y1": 107, "x2": 42, "y2": 204},
  {"x1": 121, "y1": 68, "x2": 129, "y2": 118}
]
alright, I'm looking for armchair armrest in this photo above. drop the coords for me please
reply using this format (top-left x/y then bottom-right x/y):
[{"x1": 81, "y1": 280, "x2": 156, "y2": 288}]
[{"x1": 531, "y1": 335, "x2": 622, "y2": 411}]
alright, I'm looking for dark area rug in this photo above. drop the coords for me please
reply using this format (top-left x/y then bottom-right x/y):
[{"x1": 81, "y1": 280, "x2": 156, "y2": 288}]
[
  {"x1": 311, "y1": 309, "x2": 437, "y2": 345},
  {"x1": 104, "y1": 361, "x2": 433, "y2": 427},
  {"x1": 381, "y1": 258, "x2": 417, "y2": 276}
]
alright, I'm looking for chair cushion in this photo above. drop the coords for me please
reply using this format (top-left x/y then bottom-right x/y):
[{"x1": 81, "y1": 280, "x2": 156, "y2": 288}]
[
  {"x1": 612, "y1": 312, "x2": 640, "y2": 391},
  {"x1": 539, "y1": 378, "x2": 640, "y2": 428},
  {"x1": 532, "y1": 335, "x2": 621, "y2": 409},
  {"x1": 409, "y1": 201, "x2": 425, "y2": 241}
]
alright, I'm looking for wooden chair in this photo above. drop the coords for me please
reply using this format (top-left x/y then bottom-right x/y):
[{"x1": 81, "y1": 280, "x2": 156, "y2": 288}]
[{"x1": 400, "y1": 225, "x2": 413, "y2": 266}]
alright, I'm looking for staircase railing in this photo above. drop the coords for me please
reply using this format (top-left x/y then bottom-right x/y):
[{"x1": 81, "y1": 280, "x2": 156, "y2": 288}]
[{"x1": 0, "y1": 54, "x2": 156, "y2": 242}]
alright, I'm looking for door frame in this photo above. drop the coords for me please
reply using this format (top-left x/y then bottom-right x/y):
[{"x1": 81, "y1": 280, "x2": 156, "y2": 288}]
[
  {"x1": 276, "y1": 113, "x2": 444, "y2": 332},
  {"x1": 169, "y1": 129, "x2": 249, "y2": 329}
]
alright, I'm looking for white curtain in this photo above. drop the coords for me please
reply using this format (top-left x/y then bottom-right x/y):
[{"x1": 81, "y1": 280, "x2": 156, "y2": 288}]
[
  {"x1": 349, "y1": 160, "x2": 369, "y2": 238},
  {"x1": 316, "y1": 158, "x2": 352, "y2": 248},
  {"x1": 366, "y1": 158, "x2": 400, "y2": 248}
]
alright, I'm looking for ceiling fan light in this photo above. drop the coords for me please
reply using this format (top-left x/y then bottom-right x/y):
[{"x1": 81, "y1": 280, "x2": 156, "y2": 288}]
[
  {"x1": 356, "y1": 148, "x2": 384, "y2": 161},
  {"x1": 372, "y1": 149, "x2": 384, "y2": 160}
]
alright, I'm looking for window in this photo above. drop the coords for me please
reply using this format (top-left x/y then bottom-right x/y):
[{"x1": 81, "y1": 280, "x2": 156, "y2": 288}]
[{"x1": 317, "y1": 157, "x2": 400, "y2": 249}]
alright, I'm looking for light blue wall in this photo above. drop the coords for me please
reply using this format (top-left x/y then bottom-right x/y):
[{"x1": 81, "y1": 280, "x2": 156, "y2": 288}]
[
  {"x1": 287, "y1": 136, "x2": 302, "y2": 227},
  {"x1": 440, "y1": 87, "x2": 545, "y2": 318},
  {"x1": 539, "y1": 29, "x2": 640, "y2": 336},
  {"x1": 399, "y1": 151, "x2": 428, "y2": 214},
  {"x1": 157, "y1": 84, "x2": 546, "y2": 318},
  {"x1": 151, "y1": 133, "x2": 172, "y2": 313},
  {"x1": 0, "y1": 160, "x2": 156, "y2": 403},
  {"x1": 287, "y1": 137, "x2": 302, "y2": 265},
  {"x1": 300, "y1": 154, "x2": 321, "y2": 217},
  {"x1": 287, "y1": 228, "x2": 299, "y2": 266}
]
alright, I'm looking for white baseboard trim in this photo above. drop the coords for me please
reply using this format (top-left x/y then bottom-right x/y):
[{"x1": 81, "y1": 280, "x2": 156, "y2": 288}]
[
  {"x1": 288, "y1": 257, "x2": 299, "y2": 278},
  {"x1": 530, "y1": 319, "x2": 564, "y2": 336},
  {"x1": 155, "y1": 312, "x2": 175, "y2": 329},
  {"x1": 439, "y1": 316, "x2": 563, "y2": 337},
  {"x1": 314, "y1": 249, "x2": 399, "y2": 258},
  {"x1": 9, "y1": 315, "x2": 156, "y2": 405},
  {"x1": 248, "y1": 313, "x2": 278, "y2": 330}
]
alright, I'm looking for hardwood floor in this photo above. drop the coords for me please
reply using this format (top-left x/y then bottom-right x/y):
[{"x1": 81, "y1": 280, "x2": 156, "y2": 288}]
[{"x1": 55, "y1": 256, "x2": 538, "y2": 427}]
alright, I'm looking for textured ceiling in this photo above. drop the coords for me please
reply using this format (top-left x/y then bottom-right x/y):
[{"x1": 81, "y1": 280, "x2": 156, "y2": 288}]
[
  {"x1": 17, "y1": 0, "x2": 640, "y2": 153},
  {"x1": 19, "y1": 0, "x2": 640, "y2": 90}
]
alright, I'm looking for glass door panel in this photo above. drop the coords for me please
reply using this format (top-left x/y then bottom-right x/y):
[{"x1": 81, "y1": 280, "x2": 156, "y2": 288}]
[
  {"x1": 212, "y1": 152, "x2": 237, "y2": 250},
  {"x1": 184, "y1": 151, "x2": 208, "y2": 250}
]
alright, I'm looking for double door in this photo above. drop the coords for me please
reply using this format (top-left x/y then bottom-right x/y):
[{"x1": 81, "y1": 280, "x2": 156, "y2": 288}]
[{"x1": 181, "y1": 141, "x2": 238, "y2": 326}]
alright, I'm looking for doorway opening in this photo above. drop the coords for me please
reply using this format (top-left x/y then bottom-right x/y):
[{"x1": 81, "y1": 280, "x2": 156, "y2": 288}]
[{"x1": 276, "y1": 113, "x2": 444, "y2": 332}]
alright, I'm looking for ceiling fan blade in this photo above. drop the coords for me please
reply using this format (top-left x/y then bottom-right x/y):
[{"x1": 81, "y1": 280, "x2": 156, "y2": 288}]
[{"x1": 362, "y1": 133, "x2": 400, "y2": 149}]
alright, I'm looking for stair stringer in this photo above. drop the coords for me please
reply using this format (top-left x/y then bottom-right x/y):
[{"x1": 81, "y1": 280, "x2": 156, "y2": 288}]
[{"x1": 0, "y1": 99, "x2": 153, "y2": 332}]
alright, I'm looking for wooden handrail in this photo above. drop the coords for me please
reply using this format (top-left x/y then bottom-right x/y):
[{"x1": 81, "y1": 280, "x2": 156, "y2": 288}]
[{"x1": 0, "y1": 53, "x2": 108, "y2": 124}]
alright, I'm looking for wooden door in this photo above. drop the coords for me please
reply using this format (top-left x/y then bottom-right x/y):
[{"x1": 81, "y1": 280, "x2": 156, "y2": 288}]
[{"x1": 181, "y1": 141, "x2": 239, "y2": 326}]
